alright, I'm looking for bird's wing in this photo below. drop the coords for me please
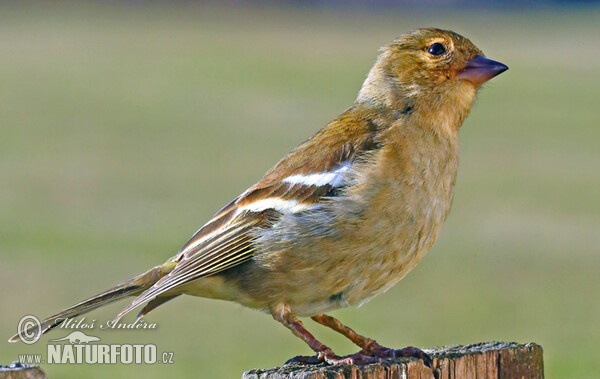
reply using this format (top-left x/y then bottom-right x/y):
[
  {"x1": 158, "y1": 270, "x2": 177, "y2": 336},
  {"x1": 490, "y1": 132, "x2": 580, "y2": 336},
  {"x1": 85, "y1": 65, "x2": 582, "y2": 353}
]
[{"x1": 116, "y1": 109, "x2": 381, "y2": 320}]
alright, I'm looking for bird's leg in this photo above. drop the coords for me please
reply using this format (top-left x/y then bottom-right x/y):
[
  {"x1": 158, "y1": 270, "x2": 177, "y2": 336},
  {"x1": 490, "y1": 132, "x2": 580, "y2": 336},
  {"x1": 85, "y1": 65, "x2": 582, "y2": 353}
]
[
  {"x1": 272, "y1": 304, "x2": 379, "y2": 365},
  {"x1": 272, "y1": 304, "x2": 333, "y2": 363},
  {"x1": 311, "y1": 314, "x2": 379, "y2": 352},
  {"x1": 311, "y1": 314, "x2": 432, "y2": 367}
]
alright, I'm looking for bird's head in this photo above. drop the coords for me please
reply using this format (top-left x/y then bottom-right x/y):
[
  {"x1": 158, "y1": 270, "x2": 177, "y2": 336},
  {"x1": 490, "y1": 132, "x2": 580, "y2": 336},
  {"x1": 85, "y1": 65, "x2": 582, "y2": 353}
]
[{"x1": 358, "y1": 28, "x2": 508, "y2": 131}]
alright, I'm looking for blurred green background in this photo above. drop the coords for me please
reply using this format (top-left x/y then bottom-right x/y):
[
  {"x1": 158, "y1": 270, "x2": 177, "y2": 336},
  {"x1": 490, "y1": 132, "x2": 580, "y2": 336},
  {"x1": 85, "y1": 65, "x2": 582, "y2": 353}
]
[{"x1": 1, "y1": 2, "x2": 599, "y2": 378}]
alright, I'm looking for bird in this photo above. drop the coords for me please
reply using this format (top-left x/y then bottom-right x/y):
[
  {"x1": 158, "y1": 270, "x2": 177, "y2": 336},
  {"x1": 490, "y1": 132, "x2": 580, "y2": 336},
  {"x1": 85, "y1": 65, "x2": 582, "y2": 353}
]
[{"x1": 10, "y1": 28, "x2": 507, "y2": 366}]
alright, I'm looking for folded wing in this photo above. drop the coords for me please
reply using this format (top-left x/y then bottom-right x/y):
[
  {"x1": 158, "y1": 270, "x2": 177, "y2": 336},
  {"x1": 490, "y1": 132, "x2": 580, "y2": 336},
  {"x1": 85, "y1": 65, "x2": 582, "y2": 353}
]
[{"x1": 116, "y1": 108, "x2": 382, "y2": 320}]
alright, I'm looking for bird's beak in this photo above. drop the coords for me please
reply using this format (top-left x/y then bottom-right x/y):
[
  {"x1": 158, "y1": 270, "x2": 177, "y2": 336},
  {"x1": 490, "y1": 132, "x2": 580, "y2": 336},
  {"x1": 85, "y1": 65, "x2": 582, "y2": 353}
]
[{"x1": 457, "y1": 55, "x2": 508, "y2": 87}]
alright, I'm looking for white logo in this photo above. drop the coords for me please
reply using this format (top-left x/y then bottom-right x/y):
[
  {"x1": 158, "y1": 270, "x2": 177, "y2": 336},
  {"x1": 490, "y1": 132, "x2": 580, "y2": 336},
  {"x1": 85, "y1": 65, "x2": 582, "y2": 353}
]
[
  {"x1": 50, "y1": 331, "x2": 100, "y2": 344},
  {"x1": 15, "y1": 316, "x2": 175, "y2": 365}
]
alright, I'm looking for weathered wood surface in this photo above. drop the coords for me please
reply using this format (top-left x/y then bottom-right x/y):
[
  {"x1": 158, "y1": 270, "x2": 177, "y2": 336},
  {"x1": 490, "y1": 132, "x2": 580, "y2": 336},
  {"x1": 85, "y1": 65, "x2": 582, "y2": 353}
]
[
  {"x1": 242, "y1": 341, "x2": 543, "y2": 379},
  {"x1": 0, "y1": 362, "x2": 47, "y2": 379}
]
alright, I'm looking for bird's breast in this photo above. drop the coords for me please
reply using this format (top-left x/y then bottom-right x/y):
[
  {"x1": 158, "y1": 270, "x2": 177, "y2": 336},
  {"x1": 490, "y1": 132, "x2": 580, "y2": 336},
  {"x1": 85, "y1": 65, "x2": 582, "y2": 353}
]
[{"x1": 332, "y1": 129, "x2": 459, "y2": 305}]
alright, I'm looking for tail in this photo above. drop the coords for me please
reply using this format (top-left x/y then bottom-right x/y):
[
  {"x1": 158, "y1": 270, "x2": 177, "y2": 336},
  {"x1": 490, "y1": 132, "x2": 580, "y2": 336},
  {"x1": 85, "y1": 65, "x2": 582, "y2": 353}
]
[{"x1": 9, "y1": 262, "x2": 176, "y2": 343}]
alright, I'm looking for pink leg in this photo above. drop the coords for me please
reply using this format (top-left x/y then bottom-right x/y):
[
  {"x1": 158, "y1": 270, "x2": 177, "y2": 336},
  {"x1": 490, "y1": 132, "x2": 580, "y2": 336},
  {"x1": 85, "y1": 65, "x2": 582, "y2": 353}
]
[
  {"x1": 311, "y1": 313, "x2": 432, "y2": 367},
  {"x1": 311, "y1": 314, "x2": 379, "y2": 352},
  {"x1": 272, "y1": 304, "x2": 333, "y2": 359},
  {"x1": 271, "y1": 305, "x2": 380, "y2": 365}
]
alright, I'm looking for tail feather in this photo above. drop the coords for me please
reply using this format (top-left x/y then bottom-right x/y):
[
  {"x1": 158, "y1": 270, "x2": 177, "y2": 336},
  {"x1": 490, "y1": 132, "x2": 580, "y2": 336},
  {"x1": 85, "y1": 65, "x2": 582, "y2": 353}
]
[
  {"x1": 136, "y1": 294, "x2": 181, "y2": 320},
  {"x1": 9, "y1": 263, "x2": 174, "y2": 343}
]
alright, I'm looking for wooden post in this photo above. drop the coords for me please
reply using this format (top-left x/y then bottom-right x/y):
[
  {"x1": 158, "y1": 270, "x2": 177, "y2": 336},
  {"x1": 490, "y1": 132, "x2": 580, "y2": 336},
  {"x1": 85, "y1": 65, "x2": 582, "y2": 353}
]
[
  {"x1": 242, "y1": 341, "x2": 543, "y2": 379},
  {"x1": 0, "y1": 362, "x2": 47, "y2": 379}
]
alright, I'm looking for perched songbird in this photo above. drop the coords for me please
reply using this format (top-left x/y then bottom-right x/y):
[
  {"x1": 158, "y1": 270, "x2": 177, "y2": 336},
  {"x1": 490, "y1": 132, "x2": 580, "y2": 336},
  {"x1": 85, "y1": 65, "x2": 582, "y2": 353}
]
[{"x1": 10, "y1": 28, "x2": 507, "y2": 365}]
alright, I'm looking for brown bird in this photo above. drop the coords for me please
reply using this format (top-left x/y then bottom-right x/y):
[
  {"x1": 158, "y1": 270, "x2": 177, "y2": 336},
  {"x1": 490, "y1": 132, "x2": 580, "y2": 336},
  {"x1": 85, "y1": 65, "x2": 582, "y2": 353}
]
[{"x1": 10, "y1": 28, "x2": 507, "y2": 366}]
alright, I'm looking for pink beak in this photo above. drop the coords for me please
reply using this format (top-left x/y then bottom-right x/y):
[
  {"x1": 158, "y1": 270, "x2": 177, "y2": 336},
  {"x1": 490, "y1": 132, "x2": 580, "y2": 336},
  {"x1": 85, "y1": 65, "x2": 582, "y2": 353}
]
[{"x1": 457, "y1": 55, "x2": 508, "y2": 87}]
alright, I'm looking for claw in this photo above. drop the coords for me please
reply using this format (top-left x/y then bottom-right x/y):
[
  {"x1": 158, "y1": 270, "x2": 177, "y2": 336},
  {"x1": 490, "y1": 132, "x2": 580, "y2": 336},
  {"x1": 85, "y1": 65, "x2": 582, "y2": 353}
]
[
  {"x1": 322, "y1": 352, "x2": 381, "y2": 366},
  {"x1": 285, "y1": 355, "x2": 323, "y2": 365},
  {"x1": 367, "y1": 345, "x2": 432, "y2": 367},
  {"x1": 393, "y1": 346, "x2": 432, "y2": 367}
]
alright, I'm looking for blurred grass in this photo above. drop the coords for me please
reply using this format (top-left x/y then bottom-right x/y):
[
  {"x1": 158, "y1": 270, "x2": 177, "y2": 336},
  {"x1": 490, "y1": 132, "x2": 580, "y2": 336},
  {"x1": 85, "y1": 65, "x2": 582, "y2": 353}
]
[{"x1": 0, "y1": 3, "x2": 599, "y2": 378}]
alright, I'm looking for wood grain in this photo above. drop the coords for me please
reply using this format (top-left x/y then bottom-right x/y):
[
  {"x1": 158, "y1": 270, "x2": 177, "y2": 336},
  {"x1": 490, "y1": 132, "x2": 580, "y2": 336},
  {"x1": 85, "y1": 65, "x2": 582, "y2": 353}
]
[{"x1": 242, "y1": 341, "x2": 543, "y2": 379}]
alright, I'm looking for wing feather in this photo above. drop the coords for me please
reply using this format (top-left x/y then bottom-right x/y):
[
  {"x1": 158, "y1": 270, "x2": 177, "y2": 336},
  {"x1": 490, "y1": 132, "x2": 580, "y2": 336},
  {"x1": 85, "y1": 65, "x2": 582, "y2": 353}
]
[
  {"x1": 117, "y1": 109, "x2": 383, "y2": 320},
  {"x1": 116, "y1": 212, "x2": 268, "y2": 320}
]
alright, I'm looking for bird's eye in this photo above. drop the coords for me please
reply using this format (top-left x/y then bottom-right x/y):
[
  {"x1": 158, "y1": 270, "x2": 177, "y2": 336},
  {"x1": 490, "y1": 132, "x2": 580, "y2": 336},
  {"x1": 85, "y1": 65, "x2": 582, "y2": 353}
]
[{"x1": 427, "y1": 42, "x2": 447, "y2": 56}]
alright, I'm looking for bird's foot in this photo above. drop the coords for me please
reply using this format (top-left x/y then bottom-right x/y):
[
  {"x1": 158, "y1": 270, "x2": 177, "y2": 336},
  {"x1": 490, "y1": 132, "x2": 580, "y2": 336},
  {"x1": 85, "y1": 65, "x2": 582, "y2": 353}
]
[
  {"x1": 285, "y1": 346, "x2": 431, "y2": 367},
  {"x1": 286, "y1": 351, "x2": 381, "y2": 366},
  {"x1": 285, "y1": 355, "x2": 322, "y2": 365},
  {"x1": 321, "y1": 351, "x2": 381, "y2": 365},
  {"x1": 363, "y1": 344, "x2": 432, "y2": 367}
]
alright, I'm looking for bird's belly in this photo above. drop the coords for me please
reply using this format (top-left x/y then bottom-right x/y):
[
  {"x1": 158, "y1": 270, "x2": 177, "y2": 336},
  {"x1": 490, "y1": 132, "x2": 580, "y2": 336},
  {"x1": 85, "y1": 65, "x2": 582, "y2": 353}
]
[
  {"x1": 249, "y1": 203, "x2": 448, "y2": 316},
  {"x1": 282, "y1": 245, "x2": 429, "y2": 317},
  {"x1": 302, "y1": 236, "x2": 437, "y2": 316}
]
